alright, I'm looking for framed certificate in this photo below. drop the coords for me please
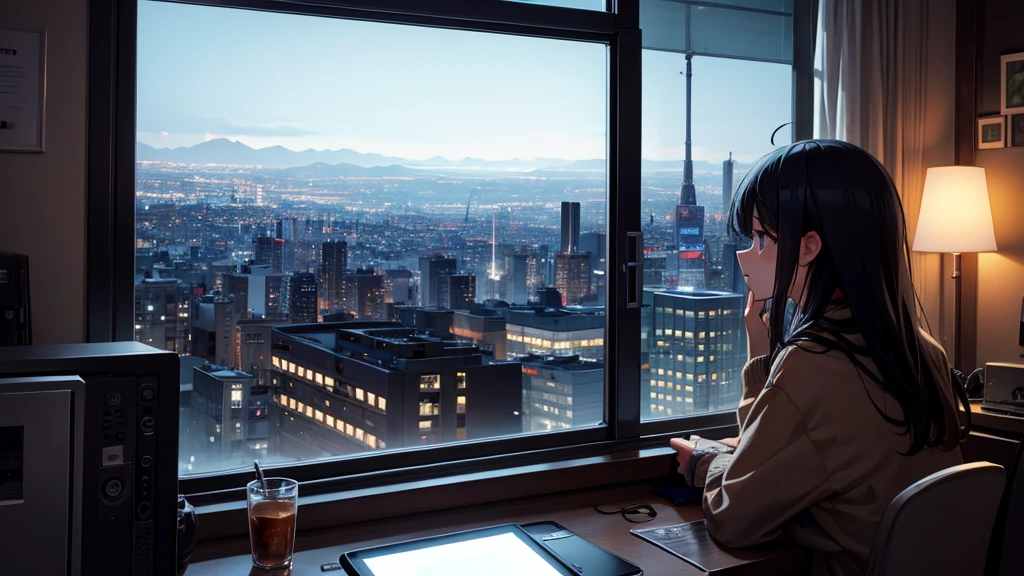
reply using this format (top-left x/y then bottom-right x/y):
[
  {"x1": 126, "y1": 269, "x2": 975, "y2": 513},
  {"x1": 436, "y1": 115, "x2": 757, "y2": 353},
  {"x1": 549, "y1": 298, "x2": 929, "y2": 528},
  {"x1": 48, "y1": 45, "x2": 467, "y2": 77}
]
[{"x1": 0, "y1": 25, "x2": 46, "y2": 152}]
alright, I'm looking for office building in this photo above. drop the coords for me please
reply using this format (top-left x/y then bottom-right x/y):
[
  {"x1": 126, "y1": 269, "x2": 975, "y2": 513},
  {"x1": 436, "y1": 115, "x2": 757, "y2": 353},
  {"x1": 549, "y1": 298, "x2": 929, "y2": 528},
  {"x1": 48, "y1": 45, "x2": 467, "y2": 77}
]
[
  {"x1": 135, "y1": 277, "x2": 187, "y2": 353},
  {"x1": 191, "y1": 293, "x2": 236, "y2": 367},
  {"x1": 504, "y1": 306, "x2": 604, "y2": 361},
  {"x1": 451, "y1": 308, "x2": 508, "y2": 359},
  {"x1": 236, "y1": 318, "x2": 277, "y2": 388},
  {"x1": 520, "y1": 354, "x2": 603, "y2": 432},
  {"x1": 555, "y1": 252, "x2": 592, "y2": 306},
  {"x1": 347, "y1": 269, "x2": 387, "y2": 320},
  {"x1": 321, "y1": 240, "x2": 348, "y2": 313},
  {"x1": 385, "y1": 269, "x2": 415, "y2": 305},
  {"x1": 253, "y1": 236, "x2": 275, "y2": 268},
  {"x1": 504, "y1": 253, "x2": 530, "y2": 305},
  {"x1": 437, "y1": 274, "x2": 476, "y2": 311},
  {"x1": 641, "y1": 288, "x2": 745, "y2": 419},
  {"x1": 226, "y1": 267, "x2": 287, "y2": 320},
  {"x1": 268, "y1": 323, "x2": 523, "y2": 456},
  {"x1": 560, "y1": 201, "x2": 580, "y2": 254},
  {"x1": 579, "y1": 231, "x2": 606, "y2": 276},
  {"x1": 396, "y1": 306, "x2": 454, "y2": 337},
  {"x1": 289, "y1": 272, "x2": 318, "y2": 323},
  {"x1": 418, "y1": 256, "x2": 456, "y2": 308},
  {"x1": 191, "y1": 364, "x2": 268, "y2": 465}
]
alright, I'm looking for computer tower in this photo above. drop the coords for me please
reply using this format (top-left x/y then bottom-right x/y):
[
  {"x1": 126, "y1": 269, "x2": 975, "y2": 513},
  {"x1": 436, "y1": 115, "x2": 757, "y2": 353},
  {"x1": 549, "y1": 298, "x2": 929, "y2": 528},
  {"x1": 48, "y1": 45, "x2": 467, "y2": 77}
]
[
  {"x1": 0, "y1": 342, "x2": 179, "y2": 576},
  {"x1": 0, "y1": 252, "x2": 31, "y2": 346}
]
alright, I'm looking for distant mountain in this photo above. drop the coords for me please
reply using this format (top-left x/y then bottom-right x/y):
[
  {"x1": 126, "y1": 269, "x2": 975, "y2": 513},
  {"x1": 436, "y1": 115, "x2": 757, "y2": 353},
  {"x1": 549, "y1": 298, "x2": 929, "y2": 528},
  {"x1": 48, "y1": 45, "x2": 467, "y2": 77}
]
[
  {"x1": 136, "y1": 138, "x2": 748, "y2": 172},
  {"x1": 137, "y1": 139, "x2": 408, "y2": 168},
  {"x1": 277, "y1": 162, "x2": 417, "y2": 179}
]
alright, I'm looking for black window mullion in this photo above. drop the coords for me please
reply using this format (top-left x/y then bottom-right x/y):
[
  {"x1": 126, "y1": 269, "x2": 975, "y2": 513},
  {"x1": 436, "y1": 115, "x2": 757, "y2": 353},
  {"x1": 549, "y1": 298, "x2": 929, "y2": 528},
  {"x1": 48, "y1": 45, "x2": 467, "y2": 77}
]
[
  {"x1": 792, "y1": 0, "x2": 815, "y2": 141},
  {"x1": 607, "y1": 28, "x2": 642, "y2": 441}
]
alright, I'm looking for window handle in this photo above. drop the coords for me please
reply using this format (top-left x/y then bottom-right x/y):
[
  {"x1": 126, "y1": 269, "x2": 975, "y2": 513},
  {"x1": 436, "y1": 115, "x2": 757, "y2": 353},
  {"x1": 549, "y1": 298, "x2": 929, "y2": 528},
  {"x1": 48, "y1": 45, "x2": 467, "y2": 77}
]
[{"x1": 626, "y1": 232, "x2": 643, "y2": 309}]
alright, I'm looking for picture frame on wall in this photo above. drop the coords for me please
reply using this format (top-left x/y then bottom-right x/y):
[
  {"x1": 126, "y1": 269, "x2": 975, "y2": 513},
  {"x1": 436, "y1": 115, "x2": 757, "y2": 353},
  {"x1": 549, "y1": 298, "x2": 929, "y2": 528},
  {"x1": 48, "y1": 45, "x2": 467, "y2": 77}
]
[
  {"x1": 1001, "y1": 51, "x2": 1024, "y2": 116},
  {"x1": 1011, "y1": 114, "x2": 1024, "y2": 147},
  {"x1": 977, "y1": 116, "x2": 1006, "y2": 149},
  {"x1": 0, "y1": 24, "x2": 46, "y2": 153}
]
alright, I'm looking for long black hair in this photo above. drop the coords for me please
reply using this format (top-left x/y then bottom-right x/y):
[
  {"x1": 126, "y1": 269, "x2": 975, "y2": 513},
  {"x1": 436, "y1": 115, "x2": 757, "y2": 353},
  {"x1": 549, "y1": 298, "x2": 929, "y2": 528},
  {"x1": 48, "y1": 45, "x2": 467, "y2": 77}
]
[{"x1": 728, "y1": 139, "x2": 965, "y2": 454}]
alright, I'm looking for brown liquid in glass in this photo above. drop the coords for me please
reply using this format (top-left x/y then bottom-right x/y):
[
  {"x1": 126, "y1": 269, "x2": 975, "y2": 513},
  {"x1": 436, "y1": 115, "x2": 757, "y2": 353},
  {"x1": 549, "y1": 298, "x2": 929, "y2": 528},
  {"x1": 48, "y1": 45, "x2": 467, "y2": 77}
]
[{"x1": 249, "y1": 500, "x2": 295, "y2": 567}]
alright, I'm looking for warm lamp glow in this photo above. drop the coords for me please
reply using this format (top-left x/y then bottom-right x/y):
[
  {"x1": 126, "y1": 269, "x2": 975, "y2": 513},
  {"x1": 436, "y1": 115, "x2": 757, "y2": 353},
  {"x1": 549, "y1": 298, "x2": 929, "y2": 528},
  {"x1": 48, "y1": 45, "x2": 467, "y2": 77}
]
[{"x1": 913, "y1": 166, "x2": 997, "y2": 253}]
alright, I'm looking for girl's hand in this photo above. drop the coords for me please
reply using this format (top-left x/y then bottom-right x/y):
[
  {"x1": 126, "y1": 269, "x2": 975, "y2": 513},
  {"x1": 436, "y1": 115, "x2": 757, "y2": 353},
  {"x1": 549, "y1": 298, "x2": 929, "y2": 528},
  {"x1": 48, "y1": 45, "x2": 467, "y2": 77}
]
[
  {"x1": 669, "y1": 437, "x2": 697, "y2": 475},
  {"x1": 745, "y1": 290, "x2": 771, "y2": 358}
]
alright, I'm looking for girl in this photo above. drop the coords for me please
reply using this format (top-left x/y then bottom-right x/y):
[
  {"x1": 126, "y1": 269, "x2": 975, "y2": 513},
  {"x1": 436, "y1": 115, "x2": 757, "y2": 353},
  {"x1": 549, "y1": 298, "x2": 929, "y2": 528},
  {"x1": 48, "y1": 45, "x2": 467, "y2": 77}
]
[{"x1": 670, "y1": 140, "x2": 968, "y2": 576}]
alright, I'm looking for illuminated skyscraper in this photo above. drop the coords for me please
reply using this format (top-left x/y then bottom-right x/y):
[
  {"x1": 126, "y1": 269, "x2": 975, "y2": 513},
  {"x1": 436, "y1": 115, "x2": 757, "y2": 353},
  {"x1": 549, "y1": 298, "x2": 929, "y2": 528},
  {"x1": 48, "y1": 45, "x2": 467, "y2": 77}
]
[
  {"x1": 437, "y1": 274, "x2": 476, "y2": 311},
  {"x1": 289, "y1": 272, "x2": 318, "y2": 324},
  {"x1": 641, "y1": 288, "x2": 745, "y2": 419},
  {"x1": 321, "y1": 240, "x2": 348, "y2": 313},
  {"x1": 555, "y1": 252, "x2": 592, "y2": 306}
]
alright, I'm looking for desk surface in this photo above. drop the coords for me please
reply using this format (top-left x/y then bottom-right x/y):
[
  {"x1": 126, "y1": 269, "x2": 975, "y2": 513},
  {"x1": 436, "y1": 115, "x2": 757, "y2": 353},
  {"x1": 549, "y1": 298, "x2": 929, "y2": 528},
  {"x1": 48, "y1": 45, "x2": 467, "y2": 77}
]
[
  {"x1": 970, "y1": 402, "x2": 1024, "y2": 436},
  {"x1": 184, "y1": 483, "x2": 804, "y2": 576}
]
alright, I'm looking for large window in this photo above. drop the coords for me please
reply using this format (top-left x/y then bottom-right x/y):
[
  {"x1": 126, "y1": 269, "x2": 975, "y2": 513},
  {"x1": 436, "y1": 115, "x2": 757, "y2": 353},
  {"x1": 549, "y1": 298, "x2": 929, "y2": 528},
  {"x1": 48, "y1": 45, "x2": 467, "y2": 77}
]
[
  {"x1": 638, "y1": 0, "x2": 795, "y2": 421},
  {"x1": 639, "y1": 52, "x2": 792, "y2": 421},
  {"x1": 89, "y1": 0, "x2": 809, "y2": 492},
  {"x1": 134, "y1": 0, "x2": 611, "y2": 476}
]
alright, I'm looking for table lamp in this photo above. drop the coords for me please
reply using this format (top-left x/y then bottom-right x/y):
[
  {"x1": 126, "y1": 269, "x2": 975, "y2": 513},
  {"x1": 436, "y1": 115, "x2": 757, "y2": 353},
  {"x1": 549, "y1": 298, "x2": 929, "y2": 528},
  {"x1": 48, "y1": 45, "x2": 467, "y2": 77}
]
[{"x1": 912, "y1": 166, "x2": 998, "y2": 371}]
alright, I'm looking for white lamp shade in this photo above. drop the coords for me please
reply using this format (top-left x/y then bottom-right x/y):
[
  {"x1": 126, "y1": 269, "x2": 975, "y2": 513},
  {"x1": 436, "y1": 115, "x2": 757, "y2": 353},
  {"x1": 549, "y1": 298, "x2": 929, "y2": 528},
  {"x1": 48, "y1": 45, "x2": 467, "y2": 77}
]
[{"x1": 912, "y1": 166, "x2": 998, "y2": 253}]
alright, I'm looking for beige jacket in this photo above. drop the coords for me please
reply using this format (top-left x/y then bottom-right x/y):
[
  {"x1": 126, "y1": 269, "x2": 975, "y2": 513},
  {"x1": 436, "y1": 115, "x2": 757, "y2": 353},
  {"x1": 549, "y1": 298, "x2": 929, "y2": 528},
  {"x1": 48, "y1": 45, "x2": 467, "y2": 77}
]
[{"x1": 697, "y1": 319, "x2": 964, "y2": 575}]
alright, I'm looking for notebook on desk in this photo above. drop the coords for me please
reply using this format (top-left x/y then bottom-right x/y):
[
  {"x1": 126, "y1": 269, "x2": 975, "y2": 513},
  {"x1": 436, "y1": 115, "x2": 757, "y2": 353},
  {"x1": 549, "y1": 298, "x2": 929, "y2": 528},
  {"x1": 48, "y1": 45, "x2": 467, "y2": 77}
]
[{"x1": 631, "y1": 520, "x2": 798, "y2": 576}]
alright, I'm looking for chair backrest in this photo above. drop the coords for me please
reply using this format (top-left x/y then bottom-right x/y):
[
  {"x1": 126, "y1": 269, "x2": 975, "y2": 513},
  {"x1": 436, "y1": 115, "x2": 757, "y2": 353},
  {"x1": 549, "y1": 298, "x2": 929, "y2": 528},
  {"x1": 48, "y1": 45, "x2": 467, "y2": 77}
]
[
  {"x1": 864, "y1": 462, "x2": 1005, "y2": 576},
  {"x1": 988, "y1": 441, "x2": 1024, "y2": 576}
]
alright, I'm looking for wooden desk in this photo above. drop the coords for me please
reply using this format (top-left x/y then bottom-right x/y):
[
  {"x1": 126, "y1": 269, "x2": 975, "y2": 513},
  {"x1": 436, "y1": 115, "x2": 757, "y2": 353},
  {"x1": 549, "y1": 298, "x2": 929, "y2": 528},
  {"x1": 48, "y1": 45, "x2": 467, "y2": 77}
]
[
  {"x1": 970, "y1": 402, "x2": 1024, "y2": 437},
  {"x1": 185, "y1": 482, "x2": 805, "y2": 576}
]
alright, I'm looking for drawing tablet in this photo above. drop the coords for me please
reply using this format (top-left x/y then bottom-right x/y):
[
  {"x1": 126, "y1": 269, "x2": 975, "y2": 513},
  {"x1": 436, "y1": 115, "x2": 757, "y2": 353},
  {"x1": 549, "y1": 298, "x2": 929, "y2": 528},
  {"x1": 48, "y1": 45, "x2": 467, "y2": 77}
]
[{"x1": 340, "y1": 523, "x2": 579, "y2": 576}]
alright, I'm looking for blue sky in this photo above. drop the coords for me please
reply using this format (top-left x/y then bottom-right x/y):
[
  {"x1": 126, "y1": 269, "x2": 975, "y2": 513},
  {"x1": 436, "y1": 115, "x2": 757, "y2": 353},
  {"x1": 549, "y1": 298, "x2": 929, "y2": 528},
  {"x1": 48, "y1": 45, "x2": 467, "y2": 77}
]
[{"x1": 137, "y1": 0, "x2": 791, "y2": 163}]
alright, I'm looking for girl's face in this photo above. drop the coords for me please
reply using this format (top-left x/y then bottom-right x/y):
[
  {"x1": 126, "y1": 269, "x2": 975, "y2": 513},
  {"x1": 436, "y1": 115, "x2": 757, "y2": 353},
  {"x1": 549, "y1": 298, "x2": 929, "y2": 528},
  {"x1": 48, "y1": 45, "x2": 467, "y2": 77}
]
[{"x1": 736, "y1": 208, "x2": 778, "y2": 302}]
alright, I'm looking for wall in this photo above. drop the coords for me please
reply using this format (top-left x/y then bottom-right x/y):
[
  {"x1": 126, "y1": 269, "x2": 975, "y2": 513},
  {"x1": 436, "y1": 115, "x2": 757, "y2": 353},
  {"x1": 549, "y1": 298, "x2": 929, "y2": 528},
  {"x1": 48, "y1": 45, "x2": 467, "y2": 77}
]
[
  {"x1": 974, "y1": 0, "x2": 1024, "y2": 367},
  {"x1": 0, "y1": 0, "x2": 87, "y2": 344},
  {"x1": 920, "y1": 0, "x2": 958, "y2": 351}
]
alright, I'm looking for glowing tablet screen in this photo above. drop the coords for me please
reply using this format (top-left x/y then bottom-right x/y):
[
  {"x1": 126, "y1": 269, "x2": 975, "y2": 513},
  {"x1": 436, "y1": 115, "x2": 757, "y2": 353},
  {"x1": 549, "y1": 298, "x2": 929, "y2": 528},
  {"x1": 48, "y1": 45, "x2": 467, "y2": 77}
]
[{"x1": 361, "y1": 532, "x2": 565, "y2": 576}]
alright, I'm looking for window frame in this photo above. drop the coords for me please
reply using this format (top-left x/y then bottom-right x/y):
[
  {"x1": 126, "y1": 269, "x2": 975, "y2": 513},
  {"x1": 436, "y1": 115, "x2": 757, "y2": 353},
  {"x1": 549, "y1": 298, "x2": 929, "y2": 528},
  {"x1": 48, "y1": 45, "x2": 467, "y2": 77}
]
[{"x1": 87, "y1": 0, "x2": 810, "y2": 500}]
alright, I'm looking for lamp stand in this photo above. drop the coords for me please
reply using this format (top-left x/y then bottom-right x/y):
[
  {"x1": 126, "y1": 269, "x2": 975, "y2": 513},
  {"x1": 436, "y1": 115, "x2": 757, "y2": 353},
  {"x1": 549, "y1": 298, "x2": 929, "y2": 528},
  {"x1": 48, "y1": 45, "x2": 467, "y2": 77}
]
[{"x1": 952, "y1": 252, "x2": 962, "y2": 372}]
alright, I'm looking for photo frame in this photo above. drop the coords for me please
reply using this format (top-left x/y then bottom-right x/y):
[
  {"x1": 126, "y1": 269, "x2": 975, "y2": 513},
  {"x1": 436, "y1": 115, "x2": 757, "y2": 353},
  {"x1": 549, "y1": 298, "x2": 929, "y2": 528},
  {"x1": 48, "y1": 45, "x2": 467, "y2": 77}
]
[
  {"x1": 0, "y1": 25, "x2": 46, "y2": 153},
  {"x1": 1011, "y1": 114, "x2": 1024, "y2": 147},
  {"x1": 977, "y1": 116, "x2": 1006, "y2": 150},
  {"x1": 1001, "y1": 51, "x2": 1024, "y2": 116}
]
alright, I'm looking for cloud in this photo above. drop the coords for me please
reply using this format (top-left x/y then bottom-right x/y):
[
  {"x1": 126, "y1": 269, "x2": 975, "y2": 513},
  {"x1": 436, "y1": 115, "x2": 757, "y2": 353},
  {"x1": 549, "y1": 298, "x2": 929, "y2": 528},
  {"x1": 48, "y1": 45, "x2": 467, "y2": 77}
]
[{"x1": 138, "y1": 115, "x2": 320, "y2": 138}]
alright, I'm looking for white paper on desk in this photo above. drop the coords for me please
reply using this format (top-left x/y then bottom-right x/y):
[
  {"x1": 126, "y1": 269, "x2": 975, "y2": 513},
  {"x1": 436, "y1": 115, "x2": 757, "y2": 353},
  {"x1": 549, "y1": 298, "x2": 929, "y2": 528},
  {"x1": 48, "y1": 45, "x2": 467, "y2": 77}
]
[
  {"x1": 0, "y1": 26, "x2": 43, "y2": 151},
  {"x1": 362, "y1": 532, "x2": 565, "y2": 576}
]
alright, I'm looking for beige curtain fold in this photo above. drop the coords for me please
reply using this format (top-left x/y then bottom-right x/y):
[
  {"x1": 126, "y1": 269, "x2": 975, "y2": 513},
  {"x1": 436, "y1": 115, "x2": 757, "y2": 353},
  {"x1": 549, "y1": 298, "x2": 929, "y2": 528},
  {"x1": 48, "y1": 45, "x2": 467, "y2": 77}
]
[{"x1": 814, "y1": 0, "x2": 939, "y2": 327}]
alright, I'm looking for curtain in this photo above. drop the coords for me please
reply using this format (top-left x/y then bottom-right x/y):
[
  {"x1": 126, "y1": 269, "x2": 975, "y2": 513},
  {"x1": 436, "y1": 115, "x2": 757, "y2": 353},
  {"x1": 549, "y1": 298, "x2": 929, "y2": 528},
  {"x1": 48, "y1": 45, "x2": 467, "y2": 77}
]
[{"x1": 813, "y1": 0, "x2": 938, "y2": 326}]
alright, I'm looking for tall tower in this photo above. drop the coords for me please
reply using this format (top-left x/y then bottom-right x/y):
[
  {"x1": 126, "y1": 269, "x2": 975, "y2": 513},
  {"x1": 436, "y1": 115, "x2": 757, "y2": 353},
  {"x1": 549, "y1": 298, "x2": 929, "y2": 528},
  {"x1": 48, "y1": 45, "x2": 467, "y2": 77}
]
[
  {"x1": 321, "y1": 240, "x2": 348, "y2": 313},
  {"x1": 560, "y1": 202, "x2": 580, "y2": 254},
  {"x1": 722, "y1": 152, "x2": 735, "y2": 219},
  {"x1": 675, "y1": 54, "x2": 707, "y2": 290}
]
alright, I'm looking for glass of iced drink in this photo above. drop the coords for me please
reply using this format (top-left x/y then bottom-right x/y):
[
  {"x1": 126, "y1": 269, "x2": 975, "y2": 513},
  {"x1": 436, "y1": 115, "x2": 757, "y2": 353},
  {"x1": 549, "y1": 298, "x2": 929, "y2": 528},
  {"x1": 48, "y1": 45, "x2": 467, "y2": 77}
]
[{"x1": 247, "y1": 477, "x2": 298, "y2": 570}]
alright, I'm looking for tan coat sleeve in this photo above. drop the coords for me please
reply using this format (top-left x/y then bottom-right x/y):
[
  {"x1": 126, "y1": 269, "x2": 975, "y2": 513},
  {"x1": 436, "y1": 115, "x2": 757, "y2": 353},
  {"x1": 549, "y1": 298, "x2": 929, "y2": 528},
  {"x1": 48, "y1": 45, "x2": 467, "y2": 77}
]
[
  {"x1": 689, "y1": 354, "x2": 773, "y2": 489},
  {"x1": 701, "y1": 384, "x2": 833, "y2": 548},
  {"x1": 737, "y1": 354, "x2": 772, "y2": 428}
]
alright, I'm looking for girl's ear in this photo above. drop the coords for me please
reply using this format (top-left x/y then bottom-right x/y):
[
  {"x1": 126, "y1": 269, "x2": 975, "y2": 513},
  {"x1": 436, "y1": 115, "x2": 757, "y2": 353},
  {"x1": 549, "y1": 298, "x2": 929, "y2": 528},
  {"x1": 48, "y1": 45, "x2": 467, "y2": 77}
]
[{"x1": 799, "y1": 231, "x2": 822, "y2": 266}]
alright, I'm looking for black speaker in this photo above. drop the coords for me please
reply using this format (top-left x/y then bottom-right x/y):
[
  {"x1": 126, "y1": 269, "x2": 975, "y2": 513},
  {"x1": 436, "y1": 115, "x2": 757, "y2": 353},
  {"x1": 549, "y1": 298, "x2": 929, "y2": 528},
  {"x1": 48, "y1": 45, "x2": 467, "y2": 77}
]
[
  {"x1": 0, "y1": 342, "x2": 179, "y2": 576},
  {"x1": 0, "y1": 253, "x2": 31, "y2": 346}
]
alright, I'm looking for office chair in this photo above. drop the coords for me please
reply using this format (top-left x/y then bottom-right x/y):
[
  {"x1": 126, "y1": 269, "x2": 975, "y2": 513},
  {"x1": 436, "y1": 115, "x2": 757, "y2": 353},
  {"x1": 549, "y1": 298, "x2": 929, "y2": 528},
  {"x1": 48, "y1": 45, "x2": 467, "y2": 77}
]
[
  {"x1": 986, "y1": 441, "x2": 1024, "y2": 575},
  {"x1": 864, "y1": 462, "x2": 1005, "y2": 576}
]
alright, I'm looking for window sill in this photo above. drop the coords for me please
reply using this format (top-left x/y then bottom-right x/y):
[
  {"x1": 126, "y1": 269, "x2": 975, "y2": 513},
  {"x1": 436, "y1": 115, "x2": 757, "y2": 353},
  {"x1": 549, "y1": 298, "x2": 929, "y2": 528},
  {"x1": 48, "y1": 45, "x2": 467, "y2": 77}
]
[{"x1": 191, "y1": 436, "x2": 719, "y2": 543}]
